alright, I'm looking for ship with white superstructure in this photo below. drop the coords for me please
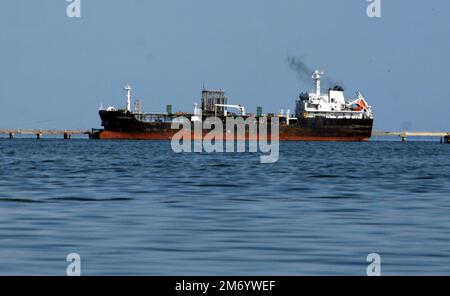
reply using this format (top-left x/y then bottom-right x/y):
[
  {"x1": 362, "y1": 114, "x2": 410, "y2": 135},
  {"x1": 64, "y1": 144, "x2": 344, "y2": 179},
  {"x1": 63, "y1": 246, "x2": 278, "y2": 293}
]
[{"x1": 92, "y1": 70, "x2": 374, "y2": 141}]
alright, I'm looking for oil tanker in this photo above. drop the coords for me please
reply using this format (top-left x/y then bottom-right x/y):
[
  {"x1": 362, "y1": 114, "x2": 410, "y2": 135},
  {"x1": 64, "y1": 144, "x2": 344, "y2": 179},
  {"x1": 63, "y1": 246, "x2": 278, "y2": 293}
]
[{"x1": 92, "y1": 71, "x2": 374, "y2": 141}]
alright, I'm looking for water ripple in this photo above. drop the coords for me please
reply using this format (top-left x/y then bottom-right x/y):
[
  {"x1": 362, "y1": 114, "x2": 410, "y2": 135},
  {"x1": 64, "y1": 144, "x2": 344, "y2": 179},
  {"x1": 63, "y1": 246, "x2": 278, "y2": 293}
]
[{"x1": 1, "y1": 140, "x2": 450, "y2": 275}]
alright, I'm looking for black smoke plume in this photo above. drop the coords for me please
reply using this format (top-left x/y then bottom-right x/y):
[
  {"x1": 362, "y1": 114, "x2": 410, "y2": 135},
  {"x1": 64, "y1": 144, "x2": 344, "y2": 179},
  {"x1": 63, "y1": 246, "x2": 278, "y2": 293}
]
[
  {"x1": 286, "y1": 56, "x2": 342, "y2": 90},
  {"x1": 286, "y1": 56, "x2": 313, "y2": 82}
]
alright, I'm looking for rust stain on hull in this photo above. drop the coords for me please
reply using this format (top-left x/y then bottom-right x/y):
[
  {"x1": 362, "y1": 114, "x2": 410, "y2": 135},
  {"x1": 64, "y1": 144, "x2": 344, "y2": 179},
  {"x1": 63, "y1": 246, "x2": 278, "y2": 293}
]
[
  {"x1": 95, "y1": 111, "x2": 373, "y2": 142},
  {"x1": 95, "y1": 130, "x2": 369, "y2": 142}
]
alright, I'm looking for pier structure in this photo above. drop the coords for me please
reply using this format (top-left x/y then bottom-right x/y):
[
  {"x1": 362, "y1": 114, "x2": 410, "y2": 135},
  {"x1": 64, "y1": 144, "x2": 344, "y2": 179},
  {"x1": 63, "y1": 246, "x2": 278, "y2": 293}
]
[
  {"x1": 0, "y1": 129, "x2": 91, "y2": 139},
  {"x1": 373, "y1": 131, "x2": 450, "y2": 143},
  {"x1": 2, "y1": 129, "x2": 450, "y2": 142}
]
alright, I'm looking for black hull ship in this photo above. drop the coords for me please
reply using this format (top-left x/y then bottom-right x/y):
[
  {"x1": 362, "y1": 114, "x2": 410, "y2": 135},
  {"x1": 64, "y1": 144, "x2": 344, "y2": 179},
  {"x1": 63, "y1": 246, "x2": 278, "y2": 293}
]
[{"x1": 92, "y1": 71, "x2": 374, "y2": 141}]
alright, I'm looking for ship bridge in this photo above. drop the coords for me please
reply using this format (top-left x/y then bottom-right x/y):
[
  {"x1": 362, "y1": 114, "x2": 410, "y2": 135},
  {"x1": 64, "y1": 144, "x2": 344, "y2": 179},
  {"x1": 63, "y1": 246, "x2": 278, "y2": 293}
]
[{"x1": 296, "y1": 70, "x2": 373, "y2": 119}]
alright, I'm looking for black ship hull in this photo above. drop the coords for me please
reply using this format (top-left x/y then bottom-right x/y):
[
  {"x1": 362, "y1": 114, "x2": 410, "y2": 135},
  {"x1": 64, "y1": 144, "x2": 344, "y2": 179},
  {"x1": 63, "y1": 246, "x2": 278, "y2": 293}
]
[{"x1": 93, "y1": 110, "x2": 373, "y2": 141}]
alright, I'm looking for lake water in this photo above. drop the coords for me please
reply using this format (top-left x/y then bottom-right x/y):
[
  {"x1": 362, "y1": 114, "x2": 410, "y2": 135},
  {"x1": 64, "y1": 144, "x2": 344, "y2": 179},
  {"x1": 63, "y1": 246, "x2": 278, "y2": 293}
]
[{"x1": 0, "y1": 139, "x2": 449, "y2": 275}]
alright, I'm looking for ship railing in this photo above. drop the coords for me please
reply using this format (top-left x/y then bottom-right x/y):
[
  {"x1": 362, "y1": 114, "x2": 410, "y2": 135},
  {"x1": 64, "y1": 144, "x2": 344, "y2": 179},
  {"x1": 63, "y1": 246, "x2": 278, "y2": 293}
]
[
  {"x1": 134, "y1": 113, "x2": 174, "y2": 123},
  {"x1": 303, "y1": 111, "x2": 368, "y2": 119}
]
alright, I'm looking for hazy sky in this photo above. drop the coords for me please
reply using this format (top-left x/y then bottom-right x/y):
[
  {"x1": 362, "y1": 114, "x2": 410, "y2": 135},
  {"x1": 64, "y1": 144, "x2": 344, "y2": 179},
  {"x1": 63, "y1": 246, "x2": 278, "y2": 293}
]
[{"x1": 1, "y1": 0, "x2": 449, "y2": 131}]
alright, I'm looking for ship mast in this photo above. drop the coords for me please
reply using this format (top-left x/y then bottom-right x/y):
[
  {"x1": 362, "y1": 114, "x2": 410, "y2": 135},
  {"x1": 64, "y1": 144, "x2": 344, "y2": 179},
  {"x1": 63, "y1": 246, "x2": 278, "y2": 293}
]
[
  {"x1": 312, "y1": 70, "x2": 324, "y2": 98},
  {"x1": 124, "y1": 83, "x2": 132, "y2": 112}
]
